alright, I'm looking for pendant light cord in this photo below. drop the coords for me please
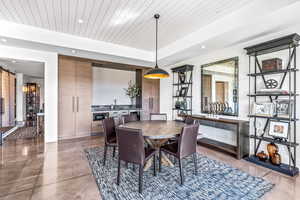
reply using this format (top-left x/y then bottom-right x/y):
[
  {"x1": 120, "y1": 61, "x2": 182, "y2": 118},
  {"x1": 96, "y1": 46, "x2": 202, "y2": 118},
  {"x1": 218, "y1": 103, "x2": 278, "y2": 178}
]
[{"x1": 155, "y1": 14, "x2": 158, "y2": 68}]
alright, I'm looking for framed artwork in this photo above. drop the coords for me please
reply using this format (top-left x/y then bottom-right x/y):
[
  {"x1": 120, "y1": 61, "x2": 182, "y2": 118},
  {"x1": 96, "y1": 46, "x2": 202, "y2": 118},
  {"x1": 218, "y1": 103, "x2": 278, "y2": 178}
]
[
  {"x1": 275, "y1": 99, "x2": 294, "y2": 118},
  {"x1": 268, "y1": 120, "x2": 289, "y2": 139},
  {"x1": 179, "y1": 87, "x2": 188, "y2": 97},
  {"x1": 251, "y1": 102, "x2": 275, "y2": 117}
]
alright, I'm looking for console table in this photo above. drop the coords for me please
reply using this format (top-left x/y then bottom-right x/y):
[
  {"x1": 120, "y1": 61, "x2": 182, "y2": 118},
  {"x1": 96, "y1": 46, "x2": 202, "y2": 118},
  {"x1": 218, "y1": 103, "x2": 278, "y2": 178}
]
[{"x1": 181, "y1": 115, "x2": 249, "y2": 159}]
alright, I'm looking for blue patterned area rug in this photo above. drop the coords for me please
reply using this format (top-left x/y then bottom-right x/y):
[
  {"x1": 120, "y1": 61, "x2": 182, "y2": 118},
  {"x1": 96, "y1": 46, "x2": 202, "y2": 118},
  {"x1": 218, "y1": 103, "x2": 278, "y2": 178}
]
[{"x1": 85, "y1": 147, "x2": 274, "y2": 200}]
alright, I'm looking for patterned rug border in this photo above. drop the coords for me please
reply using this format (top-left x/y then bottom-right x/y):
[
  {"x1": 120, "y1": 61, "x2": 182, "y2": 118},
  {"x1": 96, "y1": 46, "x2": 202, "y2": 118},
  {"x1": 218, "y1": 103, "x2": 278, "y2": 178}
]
[{"x1": 85, "y1": 146, "x2": 274, "y2": 200}]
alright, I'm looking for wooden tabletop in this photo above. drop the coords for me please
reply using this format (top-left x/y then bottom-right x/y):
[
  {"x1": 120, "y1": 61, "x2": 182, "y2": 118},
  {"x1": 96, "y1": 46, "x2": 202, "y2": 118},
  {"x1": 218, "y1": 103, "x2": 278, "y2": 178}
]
[{"x1": 119, "y1": 120, "x2": 185, "y2": 139}]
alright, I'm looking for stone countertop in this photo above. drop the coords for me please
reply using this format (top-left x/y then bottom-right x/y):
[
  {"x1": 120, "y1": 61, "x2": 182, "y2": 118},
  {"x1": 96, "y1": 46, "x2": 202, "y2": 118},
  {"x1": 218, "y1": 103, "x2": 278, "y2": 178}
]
[{"x1": 91, "y1": 106, "x2": 142, "y2": 112}]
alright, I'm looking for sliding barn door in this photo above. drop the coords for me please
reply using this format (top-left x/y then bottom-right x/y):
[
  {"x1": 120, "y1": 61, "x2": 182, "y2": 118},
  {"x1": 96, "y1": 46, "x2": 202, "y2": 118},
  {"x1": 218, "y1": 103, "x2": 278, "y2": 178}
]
[
  {"x1": 9, "y1": 73, "x2": 16, "y2": 126},
  {"x1": 1, "y1": 70, "x2": 9, "y2": 127}
]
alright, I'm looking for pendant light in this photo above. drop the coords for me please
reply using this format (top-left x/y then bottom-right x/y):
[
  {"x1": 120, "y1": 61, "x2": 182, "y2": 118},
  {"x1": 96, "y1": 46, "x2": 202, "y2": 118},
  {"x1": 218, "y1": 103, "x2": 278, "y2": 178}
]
[{"x1": 144, "y1": 14, "x2": 169, "y2": 79}]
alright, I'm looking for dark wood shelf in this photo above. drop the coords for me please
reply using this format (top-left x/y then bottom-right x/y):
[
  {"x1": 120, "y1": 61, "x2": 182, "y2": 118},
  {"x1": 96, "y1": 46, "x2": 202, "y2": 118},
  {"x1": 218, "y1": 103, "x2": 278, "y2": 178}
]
[
  {"x1": 248, "y1": 93, "x2": 298, "y2": 97},
  {"x1": 245, "y1": 155, "x2": 299, "y2": 176},
  {"x1": 197, "y1": 137, "x2": 237, "y2": 155},
  {"x1": 248, "y1": 115, "x2": 298, "y2": 121},
  {"x1": 249, "y1": 135, "x2": 299, "y2": 147},
  {"x1": 173, "y1": 96, "x2": 192, "y2": 98},
  {"x1": 248, "y1": 68, "x2": 298, "y2": 76},
  {"x1": 173, "y1": 82, "x2": 192, "y2": 86},
  {"x1": 173, "y1": 108, "x2": 192, "y2": 111}
]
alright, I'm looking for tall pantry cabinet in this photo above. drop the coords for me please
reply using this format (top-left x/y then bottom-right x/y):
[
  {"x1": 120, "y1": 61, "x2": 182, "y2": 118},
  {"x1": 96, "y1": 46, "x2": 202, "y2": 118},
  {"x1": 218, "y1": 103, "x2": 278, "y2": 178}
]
[
  {"x1": 58, "y1": 56, "x2": 92, "y2": 139},
  {"x1": 136, "y1": 69, "x2": 160, "y2": 120}
]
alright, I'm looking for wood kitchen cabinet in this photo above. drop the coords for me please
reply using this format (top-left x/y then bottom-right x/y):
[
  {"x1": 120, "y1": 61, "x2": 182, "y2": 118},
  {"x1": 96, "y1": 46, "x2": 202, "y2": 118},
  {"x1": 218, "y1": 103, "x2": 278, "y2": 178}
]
[
  {"x1": 1, "y1": 69, "x2": 15, "y2": 127},
  {"x1": 138, "y1": 69, "x2": 160, "y2": 120},
  {"x1": 58, "y1": 56, "x2": 92, "y2": 139}
]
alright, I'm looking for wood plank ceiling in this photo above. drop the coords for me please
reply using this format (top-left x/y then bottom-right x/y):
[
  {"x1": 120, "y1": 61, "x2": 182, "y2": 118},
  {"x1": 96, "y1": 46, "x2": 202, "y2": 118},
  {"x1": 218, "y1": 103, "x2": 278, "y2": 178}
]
[{"x1": 0, "y1": 0, "x2": 250, "y2": 51}]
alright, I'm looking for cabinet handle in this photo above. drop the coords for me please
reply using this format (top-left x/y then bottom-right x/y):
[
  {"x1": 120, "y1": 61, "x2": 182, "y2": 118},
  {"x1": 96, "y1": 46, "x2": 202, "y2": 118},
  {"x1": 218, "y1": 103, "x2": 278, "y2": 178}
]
[
  {"x1": 77, "y1": 97, "x2": 79, "y2": 112},
  {"x1": 1, "y1": 98, "x2": 4, "y2": 114},
  {"x1": 72, "y1": 96, "x2": 75, "y2": 112},
  {"x1": 149, "y1": 97, "x2": 153, "y2": 110}
]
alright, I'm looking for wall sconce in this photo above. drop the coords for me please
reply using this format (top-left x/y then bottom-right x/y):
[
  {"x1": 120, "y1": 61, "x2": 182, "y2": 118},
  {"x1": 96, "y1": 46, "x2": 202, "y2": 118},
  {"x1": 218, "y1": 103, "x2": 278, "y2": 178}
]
[{"x1": 22, "y1": 85, "x2": 28, "y2": 93}]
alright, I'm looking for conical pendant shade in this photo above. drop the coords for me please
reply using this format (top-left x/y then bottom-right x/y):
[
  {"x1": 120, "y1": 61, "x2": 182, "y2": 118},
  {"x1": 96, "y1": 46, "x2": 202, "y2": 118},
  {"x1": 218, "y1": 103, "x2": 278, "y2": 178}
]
[
  {"x1": 144, "y1": 14, "x2": 169, "y2": 79},
  {"x1": 144, "y1": 66, "x2": 169, "y2": 79}
]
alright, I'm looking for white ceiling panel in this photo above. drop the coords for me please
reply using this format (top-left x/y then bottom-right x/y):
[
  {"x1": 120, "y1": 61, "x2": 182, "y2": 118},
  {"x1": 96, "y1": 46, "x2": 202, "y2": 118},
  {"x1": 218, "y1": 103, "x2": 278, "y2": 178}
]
[{"x1": 0, "y1": 0, "x2": 252, "y2": 50}]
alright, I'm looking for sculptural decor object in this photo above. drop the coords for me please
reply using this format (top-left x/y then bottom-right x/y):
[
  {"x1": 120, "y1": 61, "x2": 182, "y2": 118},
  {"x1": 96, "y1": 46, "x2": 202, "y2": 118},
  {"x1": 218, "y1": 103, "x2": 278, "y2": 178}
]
[
  {"x1": 256, "y1": 151, "x2": 268, "y2": 161},
  {"x1": 270, "y1": 150, "x2": 282, "y2": 166},
  {"x1": 267, "y1": 142, "x2": 278, "y2": 159}
]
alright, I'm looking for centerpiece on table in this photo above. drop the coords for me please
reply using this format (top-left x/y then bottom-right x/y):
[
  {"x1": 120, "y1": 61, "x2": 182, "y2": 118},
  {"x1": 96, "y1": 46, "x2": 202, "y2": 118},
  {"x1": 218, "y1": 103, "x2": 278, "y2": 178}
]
[{"x1": 124, "y1": 81, "x2": 141, "y2": 106}]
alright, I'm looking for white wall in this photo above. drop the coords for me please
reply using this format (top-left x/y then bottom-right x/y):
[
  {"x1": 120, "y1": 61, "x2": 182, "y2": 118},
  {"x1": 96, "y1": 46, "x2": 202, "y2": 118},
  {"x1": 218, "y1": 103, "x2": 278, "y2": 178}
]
[
  {"x1": 15, "y1": 73, "x2": 24, "y2": 122},
  {"x1": 160, "y1": 33, "x2": 300, "y2": 167},
  {"x1": 0, "y1": 45, "x2": 58, "y2": 143},
  {"x1": 92, "y1": 67, "x2": 135, "y2": 105}
]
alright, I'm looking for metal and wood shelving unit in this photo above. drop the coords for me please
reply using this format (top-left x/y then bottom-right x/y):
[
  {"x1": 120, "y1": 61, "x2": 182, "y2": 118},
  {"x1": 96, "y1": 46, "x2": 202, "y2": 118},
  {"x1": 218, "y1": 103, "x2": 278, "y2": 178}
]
[
  {"x1": 25, "y1": 83, "x2": 40, "y2": 127},
  {"x1": 244, "y1": 33, "x2": 300, "y2": 176},
  {"x1": 171, "y1": 65, "x2": 193, "y2": 121}
]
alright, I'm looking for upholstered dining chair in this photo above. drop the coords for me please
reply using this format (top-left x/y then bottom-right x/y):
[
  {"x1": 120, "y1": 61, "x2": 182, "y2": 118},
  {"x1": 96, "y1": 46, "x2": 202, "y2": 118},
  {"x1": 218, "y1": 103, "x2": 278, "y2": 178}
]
[
  {"x1": 184, "y1": 116, "x2": 195, "y2": 125},
  {"x1": 116, "y1": 127, "x2": 156, "y2": 193},
  {"x1": 168, "y1": 116, "x2": 196, "y2": 144},
  {"x1": 150, "y1": 113, "x2": 167, "y2": 121},
  {"x1": 159, "y1": 124, "x2": 199, "y2": 185},
  {"x1": 122, "y1": 113, "x2": 138, "y2": 124},
  {"x1": 102, "y1": 117, "x2": 118, "y2": 166}
]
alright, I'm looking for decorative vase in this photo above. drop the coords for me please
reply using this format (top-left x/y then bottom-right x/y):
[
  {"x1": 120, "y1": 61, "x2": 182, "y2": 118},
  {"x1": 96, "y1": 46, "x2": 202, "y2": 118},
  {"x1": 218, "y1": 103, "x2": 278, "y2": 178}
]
[
  {"x1": 267, "y1": 142, "x2": 278, "y2": 159},
  {"x1": 130, "y1": 98, "x2": 135, "y2": 106},
  {"x1": 256, "y1": 151, "x2": 268, "y2": 161},
  {"x1": 270, "y1": 150, "x2": 281, "y2": 166}
]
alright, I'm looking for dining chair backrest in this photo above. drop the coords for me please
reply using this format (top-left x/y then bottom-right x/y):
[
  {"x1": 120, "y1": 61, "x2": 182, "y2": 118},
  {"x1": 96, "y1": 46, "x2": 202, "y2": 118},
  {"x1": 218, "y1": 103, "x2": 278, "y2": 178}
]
[
  {"x1": 150, "y1": 113, "x2": 167, "y2": 121},
  {"x1": 103, "y1": 118, "x2": 116, "y2": 144},
  {"x1": 116, "y1": 127, "x2": 145, "y2": 164},
  {"x1": 122, "y1": 113, "x2": 138, "y2": 124},
  {"x1": 177, "y1": 124, "x2": 199, "y2": 158},
  {"x1": 184, "y1": 116, "x2": 195, "y2": 125}
]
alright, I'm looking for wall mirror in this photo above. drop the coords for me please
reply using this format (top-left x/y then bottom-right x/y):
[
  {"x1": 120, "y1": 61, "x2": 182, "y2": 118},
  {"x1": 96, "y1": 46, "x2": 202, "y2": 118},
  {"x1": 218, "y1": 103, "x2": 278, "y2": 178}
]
[{"x1": 201, "y1": 57, "x2": 239, "y2": 116}]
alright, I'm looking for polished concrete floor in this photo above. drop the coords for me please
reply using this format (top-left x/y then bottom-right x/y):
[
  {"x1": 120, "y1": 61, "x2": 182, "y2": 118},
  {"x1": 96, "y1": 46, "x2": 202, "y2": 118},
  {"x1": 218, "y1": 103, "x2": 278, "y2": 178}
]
[{"x1": 0, "y1": 136, "x2": 299, "y2": 200}]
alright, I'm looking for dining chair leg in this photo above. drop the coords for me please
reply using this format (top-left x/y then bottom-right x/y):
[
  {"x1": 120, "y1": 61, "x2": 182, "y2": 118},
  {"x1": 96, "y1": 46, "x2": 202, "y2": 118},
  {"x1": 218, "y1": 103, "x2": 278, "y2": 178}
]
[
  {"x1": 173, "y1": 156, "x2": 176, "y2": 165},
  {"x1": 193, "y1": 153, "x2": 198, "y2": 175},
  {"x1": 117, "y1": 158, "x2": 121, "y2": 185},
  {"x1": 133, "y1": 164, "x2": 136, "y2": 172},
  {"x1": 153, "y1": 155, "x2": 156, "y2": 176},
  {"x1": 113, "y1": 146, "x2": 116, "y2": 158},
  {"x1": 103, "y1": 145, "x2": 107, "y2": 166},
  {"x1": 159, "y1": 149, "x2": 162, "y2": 172},
  {"x1": 138, "y1": 164, "x2": 143, "y2": 193},
  {"x1": 178, "y1": 158, "x2": 184, "y2": 185}
]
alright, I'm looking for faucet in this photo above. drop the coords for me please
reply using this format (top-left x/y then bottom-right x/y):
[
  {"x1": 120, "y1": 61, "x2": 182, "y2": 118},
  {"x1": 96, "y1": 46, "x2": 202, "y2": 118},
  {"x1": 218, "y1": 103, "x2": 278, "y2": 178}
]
[{"x1": 111, "y1": 99, "x2": 117, "y2": 110}]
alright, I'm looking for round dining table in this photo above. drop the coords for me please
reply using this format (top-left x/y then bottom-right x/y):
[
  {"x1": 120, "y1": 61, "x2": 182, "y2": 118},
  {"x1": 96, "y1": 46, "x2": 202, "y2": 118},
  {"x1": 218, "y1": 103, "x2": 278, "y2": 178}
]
[{"x1": 120, "y1": 120, "x2": 186, "y2": 170}]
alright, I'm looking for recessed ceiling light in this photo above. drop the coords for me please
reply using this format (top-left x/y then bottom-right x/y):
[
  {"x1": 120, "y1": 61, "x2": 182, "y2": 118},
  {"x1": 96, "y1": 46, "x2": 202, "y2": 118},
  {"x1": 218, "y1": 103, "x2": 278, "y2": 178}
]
[
  {"x1": 78, "y1": 19, "x2": 84, "y2": 24},
  {"x1": 71, "y1": 50, "x2": 76, "y2": 54},
  {"x1": 11, "y1": 60, "x2": 16, "y2": 63},
  {"x1": 1, "y1": 38, "x2": 7, "y2": 42},
  {"x1": 201, "y1": 45, "x2": 206, "y2": 49}
]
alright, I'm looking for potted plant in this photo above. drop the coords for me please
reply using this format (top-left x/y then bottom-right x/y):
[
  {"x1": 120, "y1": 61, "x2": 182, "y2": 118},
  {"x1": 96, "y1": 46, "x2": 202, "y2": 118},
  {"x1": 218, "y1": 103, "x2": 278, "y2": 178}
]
[{"x1": 124, "y1": 81, "x2": 141, "y2": 105}]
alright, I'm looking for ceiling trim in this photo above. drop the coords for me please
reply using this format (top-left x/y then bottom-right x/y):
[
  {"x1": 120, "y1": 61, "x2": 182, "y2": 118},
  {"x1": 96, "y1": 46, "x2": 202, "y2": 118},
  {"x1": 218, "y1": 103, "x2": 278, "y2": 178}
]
[{"x1": 158, "y1": 0, "x2": 300, "y2": 60}]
